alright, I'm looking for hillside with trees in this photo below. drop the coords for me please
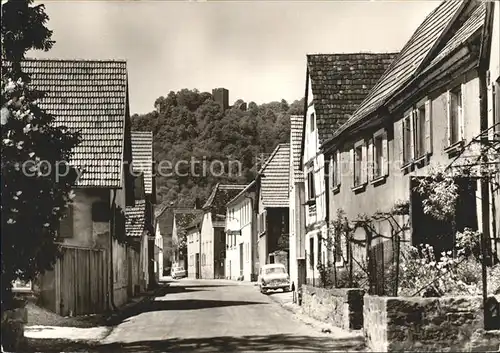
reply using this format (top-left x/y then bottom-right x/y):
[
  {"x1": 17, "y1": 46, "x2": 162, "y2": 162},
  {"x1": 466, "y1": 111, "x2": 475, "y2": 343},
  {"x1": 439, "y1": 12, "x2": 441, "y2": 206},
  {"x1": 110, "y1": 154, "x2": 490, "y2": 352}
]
[{"x1": 131, "y1": 89, "x2": 304, "y2": 207}]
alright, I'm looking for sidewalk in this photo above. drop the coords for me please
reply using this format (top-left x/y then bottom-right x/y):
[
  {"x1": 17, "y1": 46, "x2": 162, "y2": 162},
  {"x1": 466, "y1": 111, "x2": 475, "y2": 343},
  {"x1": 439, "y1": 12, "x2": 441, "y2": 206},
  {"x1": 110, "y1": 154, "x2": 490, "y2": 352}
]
[{"x1": 24, "y1": 284, "x2": 167, "y2": 345}]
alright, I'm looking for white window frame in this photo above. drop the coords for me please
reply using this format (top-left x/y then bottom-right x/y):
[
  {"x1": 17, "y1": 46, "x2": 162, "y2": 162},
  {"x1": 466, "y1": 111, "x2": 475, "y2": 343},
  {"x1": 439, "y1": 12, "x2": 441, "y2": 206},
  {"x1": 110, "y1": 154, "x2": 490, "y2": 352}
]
[
  {"x1": 306, "y1": 166, "x2": 316, "y2": 202},
  {"x1": 370, "y1": 128, "x2": 388, "y2": 180},
  {"x1": 446, "y1": 85, "x2": 465, "y2": 147},
  {"x1": 352, "y1": 140, "x2": 367, "y2": 188}
]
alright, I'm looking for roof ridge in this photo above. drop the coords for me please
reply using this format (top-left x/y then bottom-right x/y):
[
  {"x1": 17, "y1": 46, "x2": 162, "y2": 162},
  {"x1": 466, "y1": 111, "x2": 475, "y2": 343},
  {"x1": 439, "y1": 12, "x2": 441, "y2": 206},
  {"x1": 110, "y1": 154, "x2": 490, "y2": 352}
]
[
  {"x1": 23, "y1": 57, "x2": 127, "y2": 63},
  {"x1": 307, "y1": 51, "x2": 399, "y2": 56}
]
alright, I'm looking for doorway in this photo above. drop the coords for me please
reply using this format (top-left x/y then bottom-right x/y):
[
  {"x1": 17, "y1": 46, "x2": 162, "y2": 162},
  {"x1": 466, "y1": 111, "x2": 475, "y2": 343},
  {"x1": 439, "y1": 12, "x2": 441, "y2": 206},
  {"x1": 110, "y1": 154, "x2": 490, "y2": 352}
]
[{"x1": 239, "y1": 243, "x2": 244, "y2": 278}]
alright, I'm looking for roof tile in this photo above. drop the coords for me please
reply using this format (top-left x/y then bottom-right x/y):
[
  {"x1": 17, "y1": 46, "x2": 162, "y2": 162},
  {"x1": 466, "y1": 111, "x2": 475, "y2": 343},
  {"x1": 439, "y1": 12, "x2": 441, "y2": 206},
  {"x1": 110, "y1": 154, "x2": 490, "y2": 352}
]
[
  {"x1": 260, "y1": 144, "x2": 290, "y2": 208},
  {"x1": 307, "y1": 53, "x2": 398, "y2": 145},
  {"x1": 131, "y1": 131, "x2": 154, "y2": 195},
  {"x1": 19, "y1": 59, "x2": 128, "y2": 188}
]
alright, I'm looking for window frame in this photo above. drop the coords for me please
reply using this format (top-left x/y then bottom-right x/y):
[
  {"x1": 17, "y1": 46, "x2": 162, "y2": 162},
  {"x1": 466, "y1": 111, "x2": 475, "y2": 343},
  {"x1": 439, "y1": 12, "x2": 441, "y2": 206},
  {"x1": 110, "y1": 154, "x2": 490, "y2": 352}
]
[
  {"x1": 414, "y1": 103, "x2": 427, "y2": 159},
  {"x1": 372, "y1": 131, "x2": 384, "y2": 179},
  {"x1": 310, "y1": 112, "x2": 315, "y2": 133},
  {"x1": 353, "y1": 139, "x2": 366, "y2": 188},
  {"x1": 306, "y1": 167, "x2": 316, "y2": 203},
  {"x1": 447, "y1": 85, "x2": 464, "y2": 147}
]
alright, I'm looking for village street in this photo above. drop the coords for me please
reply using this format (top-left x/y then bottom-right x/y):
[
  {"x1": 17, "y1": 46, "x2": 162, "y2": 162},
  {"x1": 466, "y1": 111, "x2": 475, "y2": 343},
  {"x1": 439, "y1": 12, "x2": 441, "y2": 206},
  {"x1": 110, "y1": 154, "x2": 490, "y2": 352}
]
[{"x1": 96, "y1": 279, "x2": 365, "y2": 352}]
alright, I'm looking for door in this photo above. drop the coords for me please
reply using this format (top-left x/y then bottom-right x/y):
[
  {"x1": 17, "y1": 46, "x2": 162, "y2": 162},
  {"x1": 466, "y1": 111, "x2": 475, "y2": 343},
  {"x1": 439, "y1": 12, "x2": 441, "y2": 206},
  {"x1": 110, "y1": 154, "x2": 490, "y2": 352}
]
[
  {"x1": 195, "y1": 253, "x2": 200, "y2": 279},
  {"x1": 239, "y1": 243, "x2": 244, "y2": 277}
]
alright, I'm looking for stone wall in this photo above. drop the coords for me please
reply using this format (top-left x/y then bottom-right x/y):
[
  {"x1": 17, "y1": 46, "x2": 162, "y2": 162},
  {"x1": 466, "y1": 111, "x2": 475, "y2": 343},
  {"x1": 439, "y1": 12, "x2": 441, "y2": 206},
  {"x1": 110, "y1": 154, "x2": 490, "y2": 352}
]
[
  {"x1": 364, "y1": 295, "x2": 500, "y2": 352},
  {"x1": 300, "y1": 285, "x2": 364, "y2": 330}
]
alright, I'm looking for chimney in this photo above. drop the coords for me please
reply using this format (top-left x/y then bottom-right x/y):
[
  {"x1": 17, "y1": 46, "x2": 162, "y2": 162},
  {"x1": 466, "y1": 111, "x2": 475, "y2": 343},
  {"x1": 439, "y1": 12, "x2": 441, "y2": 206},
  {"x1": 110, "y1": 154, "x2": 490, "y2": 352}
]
[
  {"x1": 212, "y1": 88, "x2": 229, "y2": 111},
  {"x1": 194, "y1": 197, "x2": 202, "y2": 209}
]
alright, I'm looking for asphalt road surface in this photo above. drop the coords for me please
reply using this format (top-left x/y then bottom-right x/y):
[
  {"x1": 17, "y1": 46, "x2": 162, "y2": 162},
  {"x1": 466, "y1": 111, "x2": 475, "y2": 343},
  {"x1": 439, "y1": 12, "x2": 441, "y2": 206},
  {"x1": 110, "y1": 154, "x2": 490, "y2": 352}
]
[{"x1": 95, "y1": 278, "x2": 365, "y2": 352}]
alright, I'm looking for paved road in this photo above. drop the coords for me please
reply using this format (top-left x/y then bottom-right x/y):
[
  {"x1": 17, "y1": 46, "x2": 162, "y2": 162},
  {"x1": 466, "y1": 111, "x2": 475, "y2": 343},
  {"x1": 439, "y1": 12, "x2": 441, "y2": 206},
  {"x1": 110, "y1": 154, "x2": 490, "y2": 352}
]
[{"x1": 97, "y1": 279, "x2": 365, "y2": 352}]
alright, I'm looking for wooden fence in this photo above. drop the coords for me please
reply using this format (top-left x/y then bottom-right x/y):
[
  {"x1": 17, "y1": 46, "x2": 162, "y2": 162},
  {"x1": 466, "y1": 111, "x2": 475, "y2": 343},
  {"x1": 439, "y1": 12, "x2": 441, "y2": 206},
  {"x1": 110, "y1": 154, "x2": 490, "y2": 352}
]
[{"x1": 39, "y1": 246, "x2": 108, "y2": 316}]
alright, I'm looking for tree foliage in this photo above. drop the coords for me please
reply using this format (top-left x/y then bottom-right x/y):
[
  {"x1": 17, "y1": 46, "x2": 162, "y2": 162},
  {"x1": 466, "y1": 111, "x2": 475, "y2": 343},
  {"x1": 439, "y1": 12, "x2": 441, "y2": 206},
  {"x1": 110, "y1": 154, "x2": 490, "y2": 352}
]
[
  {"x1": 132, "y1": 90, "x2": 304, "y2": 207},
  {"x1": 1, "y1": 0, "x2": 81, "y2": 310}
]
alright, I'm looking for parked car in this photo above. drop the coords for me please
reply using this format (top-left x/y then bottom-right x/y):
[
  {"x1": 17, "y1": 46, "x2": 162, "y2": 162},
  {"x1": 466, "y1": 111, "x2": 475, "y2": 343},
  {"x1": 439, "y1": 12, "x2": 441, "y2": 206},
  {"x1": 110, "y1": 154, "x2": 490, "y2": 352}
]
[
  {"x1": 258, "y1": 263, "x2": 290, "y2": 294},
  {"x1": 171, "y1": 266, "x2": 187, "y2": 280}
]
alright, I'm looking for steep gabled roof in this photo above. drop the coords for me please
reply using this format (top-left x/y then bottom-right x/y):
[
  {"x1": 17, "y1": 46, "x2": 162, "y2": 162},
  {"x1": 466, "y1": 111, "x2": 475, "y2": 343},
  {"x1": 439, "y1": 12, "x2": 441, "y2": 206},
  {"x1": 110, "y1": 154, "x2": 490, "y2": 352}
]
[
  {"x1": 19, "y1": 59, "x2": 129, "y2": 188},
  {"x1": 290, "y1": 115, "x2": 304, "y2": 182},
  {"x1": 227, "y1": 180, "x2": 257, "y2": 207},
  {"x1": 259, "y1": 143, "x2": 290, "y2": 208},
  {"x1": 174, "y1": 210, "x2": 203, "y2": 230},
  {"x1": 131, "y1": 131, "x2": 154, "y2": 195},
  {"x1": 126, "y1": 199, "x2": 146, "y2": 237},
  {"x1": 331, "y1": 0, "x2": 469, "y2": 140},
  {"x1": 307, "y1": 53, "x2": 397, "y2": 145},
  {"x1": 203, "y1": 183, "x2": 247, "y2": 213}
]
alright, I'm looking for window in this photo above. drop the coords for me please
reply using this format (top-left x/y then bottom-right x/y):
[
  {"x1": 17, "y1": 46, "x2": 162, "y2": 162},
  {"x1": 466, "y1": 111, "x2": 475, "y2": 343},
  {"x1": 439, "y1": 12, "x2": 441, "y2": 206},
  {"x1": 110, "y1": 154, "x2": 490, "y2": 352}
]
[
  {"x1": 307, "y1": 169, "x2": 316, "y2": 201},
  {"x1": 402, "y1": 114, "x2": 412, "y2": 164},
  {"x1": 331, "y1": 151, "x2": 340, "y2": 188},
  {"x1": 258, "y1": 211, "x2": 267, "y2": 235},
  {"x1": 373, "y1": 134, "x2": 383, "y2": 178},
  {"x1": 448, "y1": 86, "x2": 463, "y2": 146},
  {"x1": 310, "y1": 112, "x2": 315, "y2": 132},
  {"x1": 353, "y1": 142, "x2": 364, "y2": 187},
  {"x1": 414, "y1": 104, "x2": 426, "y2": 158}
]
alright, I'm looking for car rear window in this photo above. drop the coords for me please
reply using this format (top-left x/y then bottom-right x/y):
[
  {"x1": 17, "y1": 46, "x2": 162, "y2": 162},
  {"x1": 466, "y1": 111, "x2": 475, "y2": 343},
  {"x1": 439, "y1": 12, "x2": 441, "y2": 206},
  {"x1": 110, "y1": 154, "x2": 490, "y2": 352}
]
[{"x1": 265, "y1": 267, "x2": 285, "y2": 275}]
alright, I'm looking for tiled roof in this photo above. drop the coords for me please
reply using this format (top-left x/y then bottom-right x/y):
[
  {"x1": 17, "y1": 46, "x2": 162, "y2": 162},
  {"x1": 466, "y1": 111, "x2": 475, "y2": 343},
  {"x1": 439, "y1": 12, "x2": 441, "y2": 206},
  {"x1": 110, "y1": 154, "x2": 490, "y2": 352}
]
[
  {"x1": 290, "y1": 115, "x2": 304, "y2": 183},
  {"x1": 202, "y1": 183, "x2": 247, "y2": 211},
  {"x1": 19, "y1": 59, "x2": 128, "y2": 188},
  {"x1": 126, "y1": 199, "x2": 146, "y2": 237},
  {"x1": 227, "y1": 180, "x2": 257, "y2": 207},
  {"x1": 307, "y1": 53, "x2": 397, "y2": 145},
  {"x1": 131, "y1": 131, "x2": 153, "y2": 195},
  {"x1": 427, "y1": 2, "x2": 485, "y2": 69},
  {"x1": 332, "y1": 0, "x2": 466, "y2": 139},
  {"x1": 259, "y1": 143, "x2": 290, "y2": 208},
  {"x1": 185, "y1": 213, "x2": 204, "y2": 230},
  {"x1": 174, "y1": 210, "x2": 203, "y2": 229}
]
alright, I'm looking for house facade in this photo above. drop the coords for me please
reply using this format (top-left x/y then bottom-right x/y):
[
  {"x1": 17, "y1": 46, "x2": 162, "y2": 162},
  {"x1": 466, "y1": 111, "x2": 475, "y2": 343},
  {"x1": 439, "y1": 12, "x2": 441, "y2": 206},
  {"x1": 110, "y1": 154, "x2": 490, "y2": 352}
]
[
  {"x1": 487, "y1": 1, "x2": 500, "y2": 260},
  {"x1": 300, "y1": 53, "x2": 396, "y2": 285},
  {"x1": 320, "y1": 0, "x2": 496, "y2": 292},
  {"x1": 200, "y1": 184, "x2": 246, "y2": 279},
  {"x1": 288, "y1": 115, "x2": 306, "y2": 292},
  {"x1": 26, "y1": 59, "x2": 136, "y2": 314},
  {"x1": 226, "y1": 181, "x2": 258, "y2": 281},
  {"x1": 186, "y1": 215, "x2": 203, "y2": 279},
  {"x1": 256, "y1": 144, "x2": 290, "y2": 272},
  {"x1": 172, "y1": 209, "x2": 203, "y2": 272}
]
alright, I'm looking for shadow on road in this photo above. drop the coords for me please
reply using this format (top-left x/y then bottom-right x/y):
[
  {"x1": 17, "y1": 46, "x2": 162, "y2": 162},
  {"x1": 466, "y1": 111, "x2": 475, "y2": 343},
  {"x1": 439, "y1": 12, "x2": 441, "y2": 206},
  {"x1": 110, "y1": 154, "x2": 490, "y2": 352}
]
[
  {"x1": 142, "y1": 298, "x2": 267, "y2": 312},
  {"x1": 26, "y1": 334, "x2": 366, "y2": 352}
]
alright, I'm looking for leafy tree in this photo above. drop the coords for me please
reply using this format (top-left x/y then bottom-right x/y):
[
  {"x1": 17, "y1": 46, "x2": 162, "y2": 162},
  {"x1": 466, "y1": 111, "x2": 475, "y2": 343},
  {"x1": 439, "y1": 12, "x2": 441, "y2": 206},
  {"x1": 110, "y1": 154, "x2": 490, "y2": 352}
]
[
  {"x1": 132, "y1": 89, "x2": 304, "y2": 208},
  {"x1": 1, "y1": 0, "x2": 81, "y2": 310}
]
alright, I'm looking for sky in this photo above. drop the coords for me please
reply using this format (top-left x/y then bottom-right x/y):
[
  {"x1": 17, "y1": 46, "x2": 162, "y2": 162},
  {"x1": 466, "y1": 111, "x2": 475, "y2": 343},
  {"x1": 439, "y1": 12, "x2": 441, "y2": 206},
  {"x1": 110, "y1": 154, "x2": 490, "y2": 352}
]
[{"x1": 29, "y1": 0, "x2": 440, "y2": 115}]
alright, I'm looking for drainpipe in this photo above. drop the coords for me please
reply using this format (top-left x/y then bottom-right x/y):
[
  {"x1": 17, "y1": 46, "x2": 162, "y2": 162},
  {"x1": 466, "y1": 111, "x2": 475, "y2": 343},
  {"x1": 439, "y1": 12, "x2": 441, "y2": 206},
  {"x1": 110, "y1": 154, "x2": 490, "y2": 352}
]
[
  {"x1": 108, "y1": 189, "x2": 118, "y2": 311},
  {"x1": 478, "y1": 0, "x2": 494, "y2": 330}
]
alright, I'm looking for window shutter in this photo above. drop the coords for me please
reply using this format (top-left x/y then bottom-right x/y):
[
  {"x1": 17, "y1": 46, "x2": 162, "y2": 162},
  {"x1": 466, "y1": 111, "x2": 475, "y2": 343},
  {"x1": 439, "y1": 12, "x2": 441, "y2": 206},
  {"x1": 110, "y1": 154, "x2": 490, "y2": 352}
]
[
  {"x1": 446, "y1": 91, "x2": 452, "y2": 146},
  {"x1": 367, "y1": 138, "x2": 374, "y2": 181},
  {"x1": 350, "y1": 147, "x2": 355, "y2": 187},
  {"x1": 336, "y1": 150, "x2": 341, "y2": 186},
  {"x1": 409, "y1": 110, "x2": 415, "y2": 160},
  {"x1": 361, "y1": 142, "x2": 368, "y2": 184},
  {"x1": 382, "y1": 131, "x2": 389, "y2": 176},
  {"x1": 59, "y1": 204, "x2": 74, "y2": 238},
  {"x1": 459, "y1": 84, "x2": 465, "y2": 140},
  {"x1": 398, "y1": 120, "x2": 404, "y2": 165},
  {"x1": 425, "y1": 100, "x2": 432, "y2": 154}
]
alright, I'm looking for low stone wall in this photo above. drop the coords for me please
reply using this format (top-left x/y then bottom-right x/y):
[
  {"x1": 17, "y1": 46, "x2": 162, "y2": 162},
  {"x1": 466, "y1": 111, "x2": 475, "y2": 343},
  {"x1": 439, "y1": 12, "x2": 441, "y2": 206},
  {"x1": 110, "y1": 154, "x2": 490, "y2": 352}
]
[
  {"x1": 300, "y1": 285, "x2": 364, "y2": 330},
  {"x1": 364, "y1": 294, "x2": 500, "y2": 352}
]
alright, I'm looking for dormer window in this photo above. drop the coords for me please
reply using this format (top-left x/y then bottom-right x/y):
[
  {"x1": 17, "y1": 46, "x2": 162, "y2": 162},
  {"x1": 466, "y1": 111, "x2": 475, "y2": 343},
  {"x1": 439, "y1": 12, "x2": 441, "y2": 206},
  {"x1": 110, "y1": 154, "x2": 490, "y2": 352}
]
[{"x1": 310, "y1": 112, "x2": 315, "y2": 133}]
